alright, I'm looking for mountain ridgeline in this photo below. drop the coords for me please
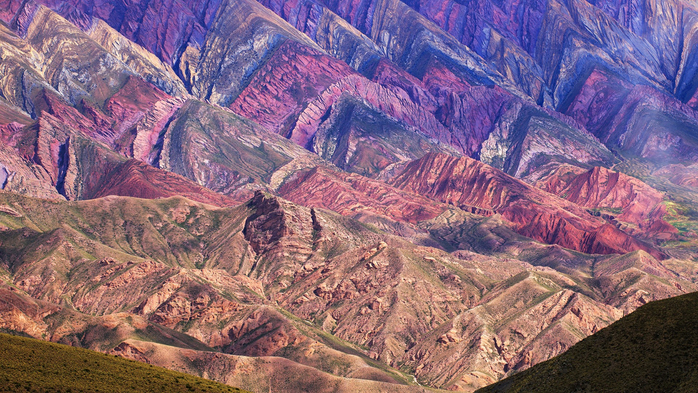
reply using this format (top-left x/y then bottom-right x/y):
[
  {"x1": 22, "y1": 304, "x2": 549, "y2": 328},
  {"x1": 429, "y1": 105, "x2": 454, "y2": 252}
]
[
  {"x1": 477, "y1": 291, "x2": 698, "y2": 393},
  {"x1": 0, "y1": 333, "x2": 248, "y2": 393},
  {"x1": 0, "y1": 0, "x2": 697, "y2": 391}
]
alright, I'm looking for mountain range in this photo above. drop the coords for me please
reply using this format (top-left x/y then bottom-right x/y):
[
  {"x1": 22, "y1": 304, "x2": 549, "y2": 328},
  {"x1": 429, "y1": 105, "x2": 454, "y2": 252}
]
[{"x1": 0, "y1": 0, "x2": 697, "y2": 391}]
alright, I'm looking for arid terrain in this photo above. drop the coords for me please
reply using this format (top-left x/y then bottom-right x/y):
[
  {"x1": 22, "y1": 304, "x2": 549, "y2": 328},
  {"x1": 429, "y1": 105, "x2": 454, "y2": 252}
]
[{"x1": 0, "y1": 0, "x2": 697, "y2": 391}]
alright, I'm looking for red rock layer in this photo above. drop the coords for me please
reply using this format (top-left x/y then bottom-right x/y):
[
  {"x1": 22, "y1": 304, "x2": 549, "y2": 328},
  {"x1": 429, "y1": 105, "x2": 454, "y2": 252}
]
[
  {"x1": 389, "y1": 153, "x2": 663, "y2": 258},
  {"x1": 370, "y1": 59, "x2": 439, "y2": 114},
  {"x1": 290, "y1": 73, "x2": 451, "y2": 150},
  {"x1": 539, "y1": 165, "x2": 677, "y2": 240},
  {"x1": 230, "y1": 42, "x2": 532, "y2": 159},
  {"x1": 105, "y1": 76, "x2": 172, "y2": 136},
  {"x1": 0, "y1": 122, "x2": 25, "y2": 145},
  {"x1": 277, "y1": 165, "x2": 446, "y2": 223},
  {"x1": 229, "y1": 40, "x2": 355, "y2": 138},
  {"x1": 32, "y1": 77, "x2": 176, "y2": 155},
  {"x1": 33, "y1": 90, "x2": 115, "y2": 146},
  {"x1": 87, "y1": 159, "x2": 239, "y2": 207}
]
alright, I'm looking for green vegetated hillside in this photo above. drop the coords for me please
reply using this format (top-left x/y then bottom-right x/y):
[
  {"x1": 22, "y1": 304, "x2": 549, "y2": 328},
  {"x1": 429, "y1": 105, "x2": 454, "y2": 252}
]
[
  {"x1": 0, "y1": 332, "x2": 247, "y2": 393},
  {"x1": 477, "y1": 291, "x2": 698, "y2": 393}
]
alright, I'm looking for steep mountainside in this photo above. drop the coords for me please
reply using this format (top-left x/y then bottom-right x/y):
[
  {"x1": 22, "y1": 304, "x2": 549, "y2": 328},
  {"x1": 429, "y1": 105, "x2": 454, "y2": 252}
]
[
  {"x1": 257, "y1": 0, "x2": 698, "y2": 169},
  {"x1": 538, "y1": 165, "x2": 676, "y2": 239},
  {"x1": 389, "y1": 153, "x2": 665, "y2": 257},
  {"x1": 0, "y1": 333, "x2": 247, "y2": 393},
  {"x1": 1, "y1": 192, "x2": 695, "y2": 391},
  {"x1": 477, "y1": 291, "x2": 698, "y2": 393},
  {"x1": 0, "y1": 0, "x2": 697, "y2": 391}
]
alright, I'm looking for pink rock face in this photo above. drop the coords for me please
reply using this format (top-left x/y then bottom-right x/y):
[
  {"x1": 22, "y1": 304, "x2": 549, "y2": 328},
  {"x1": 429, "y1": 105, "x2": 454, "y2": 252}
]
[
  {"x1": 290, "y1": 73, "x2": 451, "y2": 150},
  {"x1": 105, "y1": 77, "x2": 185, "y2": 162},
  {"x1": 389, "y1": 153, "x2": 664, "y2": 258},
  {"x1": 230, "y1": 41, "x2": 459, "y2": 153},
  {"x1": 28, "y1": 77, "x2": 176, "y2": 158},
  {"x1": 229, "y1": 40, "x2": 355, "y2": 138},
  {"x1": 538, "y1": 165, "x2": 677, "y2": 240},
  {"x1": 0, "y1": 122, "x2": 25, "y2": 145},
  {"x1": 239, "y1": 1, "x2": 571, "y2": 161},
  {"x1": 370, "y1": 59, "x2": 439, "y2": 114},
  {"x1": 34, "y1": 90, "x2": 127, "y2": 152},
  {"x1": 421, "y1": 58, "x2": 515, "y2": 156},
  {"x1": 278, "y1": 165, "x2": 447, "y2": 223},
  {"x1": 87, "y1": 159, "x2": 240, "y2": 207},
  {"x1": 105, "y1": 76, "x2": 172, "y2": 135},
  {"x1": 0, "y1": 0, "x2": 24, "y2": 23}
]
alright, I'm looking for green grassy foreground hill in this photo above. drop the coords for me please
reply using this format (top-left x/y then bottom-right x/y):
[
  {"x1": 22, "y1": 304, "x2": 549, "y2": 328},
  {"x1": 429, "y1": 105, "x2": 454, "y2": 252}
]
[
  {"x1": 477, "y1": 291, "x2": 698, "y2": 393},
  {"x1": 0, "y1": 333, "x2": 248, "y2": 393}
]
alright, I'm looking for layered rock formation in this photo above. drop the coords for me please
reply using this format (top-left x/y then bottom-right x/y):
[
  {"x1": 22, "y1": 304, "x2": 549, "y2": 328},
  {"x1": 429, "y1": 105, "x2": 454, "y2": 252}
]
[
  {"x1": 538, "y1": 165, "x2": 677, "y2": 240},
  {"x1": 277, "y1": 165, "x2": 447, "y2": 223},
  {"x1": 229, "y1": 40, "x2": 355, "y2": 137},
  {"x1": 389, "y1": 153, "x2": 662, "y2": 258},
  {"x1": 1, "y1": 192, "x2": 693, "y2": 392},
  {"x1": 562, "y1": 68, "x2": 698, "y2": 163},
  {"x1": 0, "y1": 0, "x2": 696, "y2": 392},
  {"x1": 87, "y1": 159, "x2": 239, "y2": 206},
  {"x1": 253, "y1": 0, "x2": 616, "y2": 177}
]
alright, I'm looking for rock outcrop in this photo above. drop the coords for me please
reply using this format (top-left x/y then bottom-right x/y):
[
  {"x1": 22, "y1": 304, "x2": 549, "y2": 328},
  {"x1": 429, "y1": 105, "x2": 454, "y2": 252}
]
[
  {"x1": 229, "y1": 40, "x2": 355, "y2": 138},
  {"x1": 563, "y1": 68, "x2": 698, "y2": 163},
  {"x1": 0, "y1": 188, "x2": 695, "y2": 391},
  {"x1": 390, "y1": 153, "x2": 663, "y2": 258},
  {"x1": 538, "y1": 165, "x2": 677, "y2": 240},
  {"x1": 278, "y1": 165, "x2": 446, "y2": 224},
  {"x1": 87, "y1": 159, "x2": 239, "y2": 206},
  {"x1": 0, "y1": 0, "x2": 696, "y2": 392}
]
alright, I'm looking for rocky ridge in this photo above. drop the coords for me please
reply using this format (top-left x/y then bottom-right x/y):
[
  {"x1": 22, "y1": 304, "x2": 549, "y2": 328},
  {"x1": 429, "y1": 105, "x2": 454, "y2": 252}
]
[
  {"x1": 1, "y1": 190, "x2": 695, "y2": 391},
  {"x1": 389, "y1": 153, "x2": 663, "y2": 258},
  {"x1": 0, "y1": 0, "x2": 696, "y2": 391}
]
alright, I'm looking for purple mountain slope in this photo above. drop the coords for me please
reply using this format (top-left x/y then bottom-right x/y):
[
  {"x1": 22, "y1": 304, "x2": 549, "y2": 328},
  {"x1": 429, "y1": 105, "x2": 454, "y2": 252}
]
[{"x1": 0, "y1": 0, "x2": 697, "y2": 391}]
